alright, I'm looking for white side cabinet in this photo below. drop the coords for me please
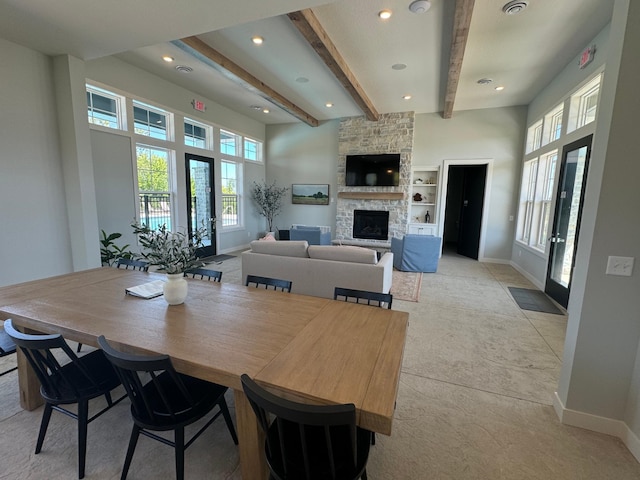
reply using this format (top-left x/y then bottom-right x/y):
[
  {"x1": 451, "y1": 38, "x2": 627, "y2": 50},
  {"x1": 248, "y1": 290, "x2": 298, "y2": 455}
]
[{"x1": 408, "y1": 167, "x2": 439, "y2": 235}]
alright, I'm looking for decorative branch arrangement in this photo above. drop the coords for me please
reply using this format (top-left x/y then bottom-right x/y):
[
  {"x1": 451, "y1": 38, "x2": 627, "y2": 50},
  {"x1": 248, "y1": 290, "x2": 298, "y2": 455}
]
[{"x1": 251, "y1": 181, "x2": 289, "y2": 232}]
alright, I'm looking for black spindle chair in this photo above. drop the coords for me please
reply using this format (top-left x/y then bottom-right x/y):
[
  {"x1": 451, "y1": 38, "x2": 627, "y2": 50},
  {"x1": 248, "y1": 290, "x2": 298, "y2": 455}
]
[
  {"x1": 183, "y1": 267, "x2": 222, "y2": 282},
  {"x1": 116, "y1": 258, "x2": 149, "y2": 271},
  {"x1": 334, "y1": 287, "x2": 393, "y2": 309},
  {"x1": 245, "y1": 274, "x2": 292, "y2": 292},
  {"x1": 0, "y1": 320, "x2": 17, "y2": 376}
]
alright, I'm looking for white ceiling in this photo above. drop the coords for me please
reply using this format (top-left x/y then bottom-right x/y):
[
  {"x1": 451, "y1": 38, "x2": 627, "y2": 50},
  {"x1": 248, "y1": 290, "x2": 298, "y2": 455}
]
[{"x1": 0, "y1": 0, "x2": 613, "y2": 125}]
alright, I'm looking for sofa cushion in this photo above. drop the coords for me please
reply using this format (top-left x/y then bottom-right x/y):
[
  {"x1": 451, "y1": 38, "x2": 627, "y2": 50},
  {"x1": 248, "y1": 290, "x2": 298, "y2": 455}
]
[
  {"x1": 307, "y1": 245, "x2": 377, "y2": 265},
  {"x1": 250, "y1": 240, "x2": 309, "y2": 258}
]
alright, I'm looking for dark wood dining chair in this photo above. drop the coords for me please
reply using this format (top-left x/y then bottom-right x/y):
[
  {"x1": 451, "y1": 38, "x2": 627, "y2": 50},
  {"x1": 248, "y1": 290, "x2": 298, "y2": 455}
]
[
  {"x1": 334, "y1": 287, "x2": 393, "y2": 309},
  {"x1": 4, "y1": 319, "x2": 125, "y2": 479},
  {"x1": 116, "y1": 258, "x2": 149, "y2": 271},
  {"x1": 97, "y1": 336, "x2": 238, "y2": 480},
  {"x1": 241, "y1": 373, "x2": 371, "y2": 480},
  {"x1": 0, "y1": 320, "x2": 17, "y2": 376},
  {"x1": 245, "y1": 274, "x2": 292, "y2": 292},
  {"x1": 183, "y1": 267, "x2": 222, "y2": 282}
]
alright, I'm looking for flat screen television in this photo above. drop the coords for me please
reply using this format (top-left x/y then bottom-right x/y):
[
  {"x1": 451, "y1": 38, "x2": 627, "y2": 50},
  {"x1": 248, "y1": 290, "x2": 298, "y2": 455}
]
[{"x1": 345, "y1": 154, "x2": 400, "y2": 186}]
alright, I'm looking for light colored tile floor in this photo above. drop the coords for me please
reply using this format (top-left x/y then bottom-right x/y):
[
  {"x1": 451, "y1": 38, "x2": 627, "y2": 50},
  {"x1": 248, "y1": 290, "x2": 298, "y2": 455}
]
[{"x1": 1, "y1": 250, "x2": 639, "y2": 479}]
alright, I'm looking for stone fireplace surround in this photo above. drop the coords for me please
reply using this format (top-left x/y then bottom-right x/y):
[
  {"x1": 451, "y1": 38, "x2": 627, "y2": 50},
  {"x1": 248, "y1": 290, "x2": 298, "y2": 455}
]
[{"x1": 336, "y1": 112, "x2": 414, "y2": 245}]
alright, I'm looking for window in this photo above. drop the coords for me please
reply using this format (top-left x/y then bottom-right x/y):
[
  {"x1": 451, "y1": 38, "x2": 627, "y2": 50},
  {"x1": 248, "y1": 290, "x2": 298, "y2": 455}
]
[
  {"x1": 184, "y1": 118, "x2": 209, "y2": 149},
  {"x1": 518, "y1": 159, "x2": 538, "y2": 243},
  {"x1": 567, "y1": 74, "x2": 601, "y2": 133},
  {"x1": 133, "y1": 101, "x2": 170, "y2": 140},
  {"x1": 244, "y1": 138, "x2": 261, "y2": 161},
  {"x1": 136, "y1": 144, "x2": 172, "y2": 230},
  {"x1": 221, "y1": 160, "x2": 240, "y2": 227},
  {"x1": 536, "y1": 151, "x2": 558, "y2": 249},
  {"x1": 525, "y1": 120, "x2": 543, "y2": 153},
  {"x1": 220, "y1": 130, "x2": 241, "y2": 156},
  {"x1": 86, "y1": 85, "x2": 124, "y2": 130},
  {"x1": 543, "y1": 103, "x2": 563, "y2": 146}
]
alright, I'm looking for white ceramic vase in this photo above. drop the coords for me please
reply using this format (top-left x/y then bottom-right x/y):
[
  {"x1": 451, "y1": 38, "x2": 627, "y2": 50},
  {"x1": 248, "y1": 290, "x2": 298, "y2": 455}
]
[{"x1": 163, "y1": 273, "x2": 188, "y2": 305}]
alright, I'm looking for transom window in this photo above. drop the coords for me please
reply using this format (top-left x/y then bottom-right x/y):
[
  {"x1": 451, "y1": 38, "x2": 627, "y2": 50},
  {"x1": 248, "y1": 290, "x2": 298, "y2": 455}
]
[
  {"x1": 244, "y1": 138, "x2": 261, "y2": 161},
  {"x1": 543, "y1": 103, "x2": 564, "y2": 146},
  {"x1": 184, "y1": 118, "x2": 209, "y2": 149},
  {"x1": 133, "y1": 101, "x2": 170, "y2": 140},
  {"x1": 567, "y1": 74, "x2": 601, "y2": 133},
  {"x1": 86, "y1": 86, "x2": 124, "y2": 130},
  {"x1": 221, "y1": 160, "x2": 240, "y2": 227},
  {"x1": 220, "y1": 130, "x2": 241, "y2": 156},
  {"x1": 525, "y1": 120, "x2": 543, "y2": 154}
]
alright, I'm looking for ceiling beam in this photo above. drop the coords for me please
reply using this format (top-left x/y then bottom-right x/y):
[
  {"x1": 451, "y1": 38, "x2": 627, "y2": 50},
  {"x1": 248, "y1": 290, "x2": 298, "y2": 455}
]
[
  {"x1": 176, "y1": 36, "x2": 319, "y2": 127},
  {"x1": 287, "y1": 9, "x2": 379, "y2": 122},
  {"x1": 443, "y1": 0, "x2": 475, "y2": 119}
]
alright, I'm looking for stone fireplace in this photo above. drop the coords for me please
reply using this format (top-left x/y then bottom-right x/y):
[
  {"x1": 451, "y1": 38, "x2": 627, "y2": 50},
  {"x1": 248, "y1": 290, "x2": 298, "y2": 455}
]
[
  {"x1": 353, "y1": 210, "x2": 389, "y2": 241},
  {"x1": 336, "y1": 112, "x2": 414, "y2": 244}
]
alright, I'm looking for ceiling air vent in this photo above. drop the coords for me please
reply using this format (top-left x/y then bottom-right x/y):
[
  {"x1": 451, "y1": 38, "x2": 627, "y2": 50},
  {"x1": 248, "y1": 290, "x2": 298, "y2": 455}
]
[
  {"x1": 175, "y1": 65, "x2": 193, "y2": 73},
  {"x1": 502, "y1": 1, "x2": 528, "y2": 15}
]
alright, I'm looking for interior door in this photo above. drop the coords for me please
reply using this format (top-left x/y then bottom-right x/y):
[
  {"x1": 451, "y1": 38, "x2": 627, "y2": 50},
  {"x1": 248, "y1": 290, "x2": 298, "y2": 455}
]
[
  {"x1": 185, "y1": 153, "x2": 217, "y2": 258},
  {"x1": 545, "y1": 135, "x2": 592, "y2": 308},
  {"x1": 456, "y1": 165, "x2": 487, "y2": 260}
]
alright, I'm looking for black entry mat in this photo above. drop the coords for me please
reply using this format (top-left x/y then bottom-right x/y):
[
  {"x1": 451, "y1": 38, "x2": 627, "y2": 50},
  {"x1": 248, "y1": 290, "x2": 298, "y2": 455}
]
[
  {"x1": 201, "y1": 254, "x2": 236, "y2": 264},
  {"x1": 508, "y1": 287, "x2": 563, "y2": 315}
]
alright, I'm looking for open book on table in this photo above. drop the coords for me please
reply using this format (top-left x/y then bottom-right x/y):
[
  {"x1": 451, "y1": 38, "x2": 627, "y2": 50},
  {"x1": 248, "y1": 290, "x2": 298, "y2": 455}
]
[{"x1": 125, "y1": 280, "x2": 165, "y2": 299}]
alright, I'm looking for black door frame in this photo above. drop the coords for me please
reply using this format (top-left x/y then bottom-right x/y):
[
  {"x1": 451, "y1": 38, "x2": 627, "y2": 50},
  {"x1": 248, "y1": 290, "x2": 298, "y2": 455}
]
[
  {"x1": 438, "y1": 159, "x2": 492, "y2": 260},
  {"x1": 185, "y1": 153, "x2": 217, "y2": 258}
]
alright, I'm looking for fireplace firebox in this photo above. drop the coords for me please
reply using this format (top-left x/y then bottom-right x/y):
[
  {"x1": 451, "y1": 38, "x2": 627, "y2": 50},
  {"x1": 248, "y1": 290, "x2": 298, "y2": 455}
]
[{"x1": 353, "y1": 210, "x2": 389, "y2": 241}]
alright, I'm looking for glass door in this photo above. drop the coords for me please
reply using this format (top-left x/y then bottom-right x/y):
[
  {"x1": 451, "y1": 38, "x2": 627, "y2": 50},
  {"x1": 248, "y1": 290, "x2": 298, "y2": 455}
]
[
  {"x1": 185, "y1": 153, "x2": 217, "y2": 259},
  {"x1": 545, "y1": 135, "x2": 592, "y2": 308}
]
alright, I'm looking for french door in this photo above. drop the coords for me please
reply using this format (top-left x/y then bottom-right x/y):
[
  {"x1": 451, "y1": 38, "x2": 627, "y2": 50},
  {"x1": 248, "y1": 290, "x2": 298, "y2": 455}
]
[
  {"x1": 545, "y1": 135, "x2": 592, "y2": 308},
  {"x1": 185, "y1": 153, "x2": 217, "y2": 258}
]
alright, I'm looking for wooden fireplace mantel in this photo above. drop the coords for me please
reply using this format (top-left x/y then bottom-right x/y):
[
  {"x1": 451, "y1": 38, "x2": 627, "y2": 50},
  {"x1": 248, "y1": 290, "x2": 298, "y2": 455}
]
[{"x1": 337, "y1": 192, "x2": 404, "y2": 200}]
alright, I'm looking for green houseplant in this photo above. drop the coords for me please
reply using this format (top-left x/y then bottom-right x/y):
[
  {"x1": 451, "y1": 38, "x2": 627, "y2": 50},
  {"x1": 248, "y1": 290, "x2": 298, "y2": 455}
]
[
  {"x1": 250, "y1": 181, "x2": 289, "y2": 233},
  {"x1": 100, "y1": 230, "x2": 134, "y2": 266}
]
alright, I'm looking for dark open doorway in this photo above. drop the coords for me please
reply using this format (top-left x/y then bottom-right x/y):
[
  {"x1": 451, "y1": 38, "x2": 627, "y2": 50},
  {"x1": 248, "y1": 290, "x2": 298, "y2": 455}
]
[{"x1": 442, "y1": 164, "x2": 487, "y2": 260}]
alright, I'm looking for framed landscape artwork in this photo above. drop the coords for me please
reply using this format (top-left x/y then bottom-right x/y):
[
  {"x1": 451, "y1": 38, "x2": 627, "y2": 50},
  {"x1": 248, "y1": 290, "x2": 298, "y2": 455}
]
[{"x1": 292, "y1": 184, "x2": 330, "y2": 205}]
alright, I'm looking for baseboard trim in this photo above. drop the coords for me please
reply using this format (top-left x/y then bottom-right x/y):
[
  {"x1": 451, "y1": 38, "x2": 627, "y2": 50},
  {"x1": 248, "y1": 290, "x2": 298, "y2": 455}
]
[
  {"x1": 510, "y1": 261, "x2": 544, "y2": 290},
  {"x1": 479, "y1": 257, "x2": 511, "y2": 264},
  {"x1": 554, "y1": 392, "x2": 640, "y2": 463}
]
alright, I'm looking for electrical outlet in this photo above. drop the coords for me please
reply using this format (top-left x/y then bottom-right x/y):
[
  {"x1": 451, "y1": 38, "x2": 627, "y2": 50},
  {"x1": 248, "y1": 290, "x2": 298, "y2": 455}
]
[{"x1": 606, "y1": 256, "x2": 634, "y2": 276}]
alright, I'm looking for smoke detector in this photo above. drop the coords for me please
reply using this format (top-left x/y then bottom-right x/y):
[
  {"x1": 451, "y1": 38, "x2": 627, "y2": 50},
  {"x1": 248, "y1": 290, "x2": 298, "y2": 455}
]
[
  {"x1": 409, "y1": 0, "x2": 431, "y2": 14},
  {"x1": 502, "y1": 1, "x2": 528, "y2": 15}
]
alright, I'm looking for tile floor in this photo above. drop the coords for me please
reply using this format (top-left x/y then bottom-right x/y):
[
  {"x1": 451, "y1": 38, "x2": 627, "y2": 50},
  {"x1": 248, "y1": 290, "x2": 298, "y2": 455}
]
[{"x1": 1, "y1": 251, "x2": 639, "y2": 479}]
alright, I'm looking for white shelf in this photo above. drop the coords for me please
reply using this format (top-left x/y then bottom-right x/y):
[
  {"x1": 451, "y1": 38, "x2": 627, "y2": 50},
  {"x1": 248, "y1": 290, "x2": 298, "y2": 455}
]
[{"x1": 409, "y1": 167, "x2": 439, "y2": 234}]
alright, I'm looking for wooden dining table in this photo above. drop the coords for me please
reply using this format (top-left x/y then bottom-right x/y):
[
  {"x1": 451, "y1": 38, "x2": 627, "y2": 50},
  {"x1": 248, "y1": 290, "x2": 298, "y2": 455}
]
[{"x1": 0, "y1": 267, "x2": 408, "y2": 479}]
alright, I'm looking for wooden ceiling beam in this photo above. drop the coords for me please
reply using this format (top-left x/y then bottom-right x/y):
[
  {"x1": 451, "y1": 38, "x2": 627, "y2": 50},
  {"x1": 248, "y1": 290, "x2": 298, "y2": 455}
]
[
  {"x1": 177, "y1": 36, "x2": 319, "y2": 127},
  {"x1": 287, "y1": 9, "x2": 379, "y2": 122},
  {"x1": 443, "y1": 0, "x2": 475, "y2": 119}
]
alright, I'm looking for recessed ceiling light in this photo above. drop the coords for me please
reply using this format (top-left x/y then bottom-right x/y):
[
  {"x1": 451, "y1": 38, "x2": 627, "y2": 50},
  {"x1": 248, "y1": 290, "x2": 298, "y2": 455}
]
[
  {"x1": 325, "y1": 103, "x2": 334, "y2": 108},
  {"x1": 252, "y1": 36, "x2": 264, "y2": 45},
  {"x1": 392, "y1": 63, "x2": 407, "y2": 70},
  {"x1": 250, "y1": 105, "x2": 262, "y2": 110},
  {"x1": 502, "y1": 1, "x2": 528, "y2": 15},
  {"x1": 403, "y1": 94, "x2": 412, "y2": 100},
  {"x1": 295, "y1": 77, "x2": 309, "y2": 83},
  {"x1": 409, "y1": 0, "x2": 431, "y2": 14},
  {"x1": 162, "y1": 56, "x2": 174, "y2": 63},
  {"x1": 477, "y1": 78, "x2": 493, "y2": 85},
  {"x1": 262, "y1": 108, "x2": 270, "y2": 114},
  {"x1": 175, "y1": 65, "x2": 193, "y2": 73},
  {"x1": 495, "y1": 86, "x2": 505, "y2": 91},
  {"x1": 378, "y1": 9, "x2": 392, "y2": 19}
]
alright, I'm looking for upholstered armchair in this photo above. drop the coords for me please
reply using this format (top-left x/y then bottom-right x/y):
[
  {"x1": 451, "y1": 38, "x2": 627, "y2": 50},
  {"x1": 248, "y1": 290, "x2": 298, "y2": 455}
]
[
  {"x1": 289, "y1": 225, "x2": 331, "y2": 245},
  {"x1": 390, "y1": 234, "x2": 442, "y2": 272}
]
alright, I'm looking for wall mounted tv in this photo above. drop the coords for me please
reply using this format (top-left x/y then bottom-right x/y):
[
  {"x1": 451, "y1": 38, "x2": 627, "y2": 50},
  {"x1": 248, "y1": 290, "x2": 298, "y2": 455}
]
[{"x1": 345, "y1": 154, "x2": 401, "y2": 186}]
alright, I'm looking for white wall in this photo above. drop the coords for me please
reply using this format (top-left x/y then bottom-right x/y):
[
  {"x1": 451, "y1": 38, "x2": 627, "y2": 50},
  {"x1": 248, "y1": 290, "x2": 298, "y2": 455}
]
[
  {"x1": 414, "y1": 107, "x2": 527, "y2": 261},
  {"x1": 0, "y1": 39, "x2": 73, "y2": 287}
]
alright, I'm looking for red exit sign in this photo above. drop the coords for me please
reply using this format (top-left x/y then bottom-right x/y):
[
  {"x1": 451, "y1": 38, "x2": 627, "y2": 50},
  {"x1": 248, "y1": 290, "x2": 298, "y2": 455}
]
[
  {"x1": 579, "y1": 45, "x2": 596, "y2": 69},
  {"x1": 192, "y1": 99, "x2": 206, "y2": 112}
]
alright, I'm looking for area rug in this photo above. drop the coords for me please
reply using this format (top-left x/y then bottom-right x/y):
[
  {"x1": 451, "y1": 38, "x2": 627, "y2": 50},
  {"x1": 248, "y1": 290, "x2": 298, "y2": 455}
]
[
  {"x1": 508, "y1": 286, "x2": 563, "y2": 315},
  {"x1": 390, "y1": 270, "x2": 423, "y2": 302}
]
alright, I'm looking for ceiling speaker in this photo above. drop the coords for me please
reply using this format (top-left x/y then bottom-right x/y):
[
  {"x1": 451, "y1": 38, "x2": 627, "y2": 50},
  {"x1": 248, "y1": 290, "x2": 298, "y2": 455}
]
[{"x1": 409, "y1": 0, "x2": 431, "y2": 14}]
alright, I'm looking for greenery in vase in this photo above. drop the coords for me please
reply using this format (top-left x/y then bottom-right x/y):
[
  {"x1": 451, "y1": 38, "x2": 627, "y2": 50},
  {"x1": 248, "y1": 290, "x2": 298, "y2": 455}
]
[
  {"x1": 250, "y1": 180, "x2": 289, "y2": 232},
  {"x1": 131, "y1": 222, "x2": 206, "y2": 274}
]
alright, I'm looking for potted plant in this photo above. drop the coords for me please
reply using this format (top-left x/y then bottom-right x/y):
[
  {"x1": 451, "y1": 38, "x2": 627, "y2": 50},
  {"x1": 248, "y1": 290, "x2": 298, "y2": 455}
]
[
  {"x1": 131, "y1": 222, "x2": 206, "y2": 305},
  {"x1": 250, "y1": 180, "x2": 289, "y2": 234},
  {"x1": 100, "y1": 230, "x2": 134, "y2": 266}
]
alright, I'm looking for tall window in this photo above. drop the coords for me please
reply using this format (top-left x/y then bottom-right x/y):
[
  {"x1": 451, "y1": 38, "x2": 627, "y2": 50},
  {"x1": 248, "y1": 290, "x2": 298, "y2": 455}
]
[
  {"x1": 567, "y1": 74, "x2": 601, "y2": 133},
  {"x1": 86, "y1": 85, "x2": 124, "y2": 130},
  {"x1": 221, "y1": 161, "x2": 240, "y2": 227},
  {"x1": 536, "y1": 151, "x2": 558, "y2": 249},
  {"x1": 133, "y1": 101, "x2": 170, "y2": 140},
  {"x1": 136, "y1": 144, "x2": 172, "y2": 230},
  {"x1": 519, "y1": 159, "x2": 538, "y2": 243},
  {"x1": 220, "y1": 130, "x2": 241, "y2": 156},
  {"x1": 184, "y1": 118, "x2": 209, "y2": 149},
  {"x1": 244, "y1": 138, "x2": 261, "y2": 161}
]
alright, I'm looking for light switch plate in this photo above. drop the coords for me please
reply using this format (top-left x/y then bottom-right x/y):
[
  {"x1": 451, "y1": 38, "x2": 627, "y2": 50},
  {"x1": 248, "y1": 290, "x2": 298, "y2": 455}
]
[{"x1": 606, "y1": 256, "x2": 635, "y2": 276}]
